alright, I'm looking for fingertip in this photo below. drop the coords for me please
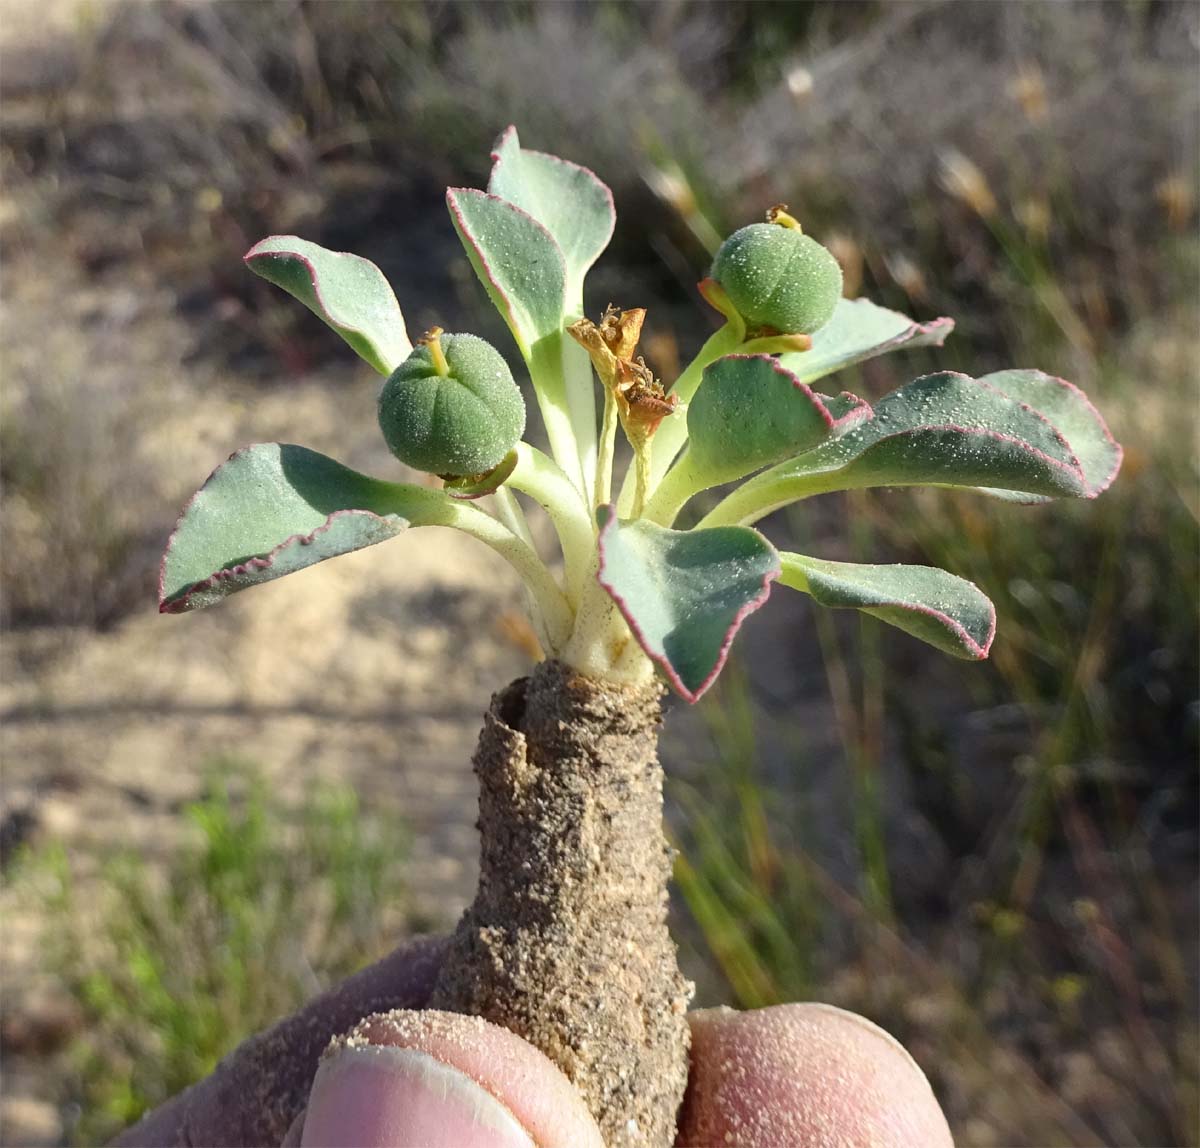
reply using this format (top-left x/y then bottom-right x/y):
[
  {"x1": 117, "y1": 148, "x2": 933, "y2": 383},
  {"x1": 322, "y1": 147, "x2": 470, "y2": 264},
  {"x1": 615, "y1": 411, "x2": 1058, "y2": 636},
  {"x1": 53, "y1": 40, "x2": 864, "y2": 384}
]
[
  {"x1": 678, "y1": 1003, "x2": 953, "y2": 1148},
  {"x1": 299, "y1": 1010, "x2": 603, "y2": 1148}
]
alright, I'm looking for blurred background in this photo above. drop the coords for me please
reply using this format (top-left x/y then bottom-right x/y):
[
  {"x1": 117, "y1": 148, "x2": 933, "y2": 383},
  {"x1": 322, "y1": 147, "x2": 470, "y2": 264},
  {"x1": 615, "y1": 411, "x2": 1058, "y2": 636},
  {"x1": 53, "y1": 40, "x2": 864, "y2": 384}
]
[{"x1": 1, "y1": 1, "x2": 1197, "y2": 1144}]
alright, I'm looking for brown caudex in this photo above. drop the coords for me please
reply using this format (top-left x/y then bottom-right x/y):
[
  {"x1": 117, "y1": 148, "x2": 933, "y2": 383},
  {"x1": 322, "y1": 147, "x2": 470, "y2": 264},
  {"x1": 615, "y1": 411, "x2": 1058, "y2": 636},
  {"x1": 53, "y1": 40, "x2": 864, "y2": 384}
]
[{"x1": 431, "y1": 659, "x2": 693, "y2": 1146}]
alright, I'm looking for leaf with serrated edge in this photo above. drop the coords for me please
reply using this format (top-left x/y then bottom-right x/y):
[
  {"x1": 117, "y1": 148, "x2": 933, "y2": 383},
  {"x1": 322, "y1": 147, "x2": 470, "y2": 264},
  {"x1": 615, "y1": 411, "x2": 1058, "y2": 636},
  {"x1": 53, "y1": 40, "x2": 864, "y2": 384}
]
[
  {"x1": 780, "y1": 553, "x2": 995, "y2": 659},
  {"x1": 446, "y1": 188, "x2": 566, "y2": 358},
  {"x1": 244, "y1": 236, "x2": 410, "y2": 375},
  {"x1": 160, "y1": 443, "x2": 448, "y2": 612},
  {"x1": 488, "y1": 125, "x2": 614, "y2": 291},
  {"x1": 595, "y1": 507, "x2": 780, "y2": 702},
  {"x1": 974, "y1": 369, "x2": 1122, "y2": 502},
  {"x1": 703, "y1": 371, "x2": 1093, "y2": 527},
  {"x1": 687, "y1": 354, "x2": 872, "y2": 486},
  {"x1": 778, "y1": 297, "x2": 953, "y2": 384}
]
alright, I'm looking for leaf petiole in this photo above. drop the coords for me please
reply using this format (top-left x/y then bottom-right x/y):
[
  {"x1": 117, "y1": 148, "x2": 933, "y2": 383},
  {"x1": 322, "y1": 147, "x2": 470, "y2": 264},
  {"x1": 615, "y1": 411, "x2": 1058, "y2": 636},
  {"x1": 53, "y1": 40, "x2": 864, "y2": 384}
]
[
  {"x1": 507, "y1": 443, "x2": 596, "y2": 607},
  {"x1": 529, "y1": 333, "x2": 587, "y2": 498},
  {"x1": 642, "y1": 450, "x2": 698, "y2": 527},
  {"x1": 443, "y1": 497, "x2": 574, "y2": 652},
  {"x1": 491, "y1": 484, "x2": 537, "y2": 550}
]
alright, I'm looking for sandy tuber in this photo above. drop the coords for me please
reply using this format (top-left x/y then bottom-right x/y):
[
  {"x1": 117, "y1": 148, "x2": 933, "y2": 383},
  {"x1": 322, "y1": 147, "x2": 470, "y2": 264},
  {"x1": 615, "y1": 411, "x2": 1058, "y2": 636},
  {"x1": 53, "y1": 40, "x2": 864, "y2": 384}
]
[{"x1": 431, "y1": 660, "x2": 690, "y2": 1147}]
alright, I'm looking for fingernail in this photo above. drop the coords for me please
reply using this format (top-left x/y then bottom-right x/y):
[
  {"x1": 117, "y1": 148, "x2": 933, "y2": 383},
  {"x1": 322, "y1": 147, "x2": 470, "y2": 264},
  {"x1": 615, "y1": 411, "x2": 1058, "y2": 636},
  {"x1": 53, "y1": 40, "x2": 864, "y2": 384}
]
[{"x1": 300, "y1": 1043, "x2": 536, "y2": 1148}]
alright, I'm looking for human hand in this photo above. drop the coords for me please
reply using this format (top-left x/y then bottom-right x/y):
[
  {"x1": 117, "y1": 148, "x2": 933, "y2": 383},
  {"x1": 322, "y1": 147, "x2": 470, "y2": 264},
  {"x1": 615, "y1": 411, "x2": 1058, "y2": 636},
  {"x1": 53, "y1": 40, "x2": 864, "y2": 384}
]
[{"x1": 115, "y1": 937, "x2": 952, "y2": 1148}]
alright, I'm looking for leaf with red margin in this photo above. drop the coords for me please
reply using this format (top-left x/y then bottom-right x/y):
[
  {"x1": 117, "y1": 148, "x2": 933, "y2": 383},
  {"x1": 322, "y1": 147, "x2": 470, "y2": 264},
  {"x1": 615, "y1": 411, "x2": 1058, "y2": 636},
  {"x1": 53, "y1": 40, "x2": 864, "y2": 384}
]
[
  {"x1": 710, "y1": 371, "x2": 1096, "y2": 525},
  {"x1": 446, "y1": 188, "x2": 566, "y2": 358},
  {"x1": 780, "y1": 553, "x2": 996, "y2": 660},
  {"x1": 488, "y1": 125, "x2": 614, "y2": 291},
  {"x1": 778, "y1": 297, "x2": 953, "y2": 384},
  {"x1": 160, "y1": 443, "x2": 450, "y2": 613},
  {"x1": 685, "y1": 354, "x2": 873, "y2": 486},
  {"x1": 595, "y1": 507, "x2": 780, "y2": 702},
  {"x1": 244, "y1": 236, "x2": 411, "y2": 375},
  {"x1": 973, "y1": 369, "x2": 1122, "y2": 502}
]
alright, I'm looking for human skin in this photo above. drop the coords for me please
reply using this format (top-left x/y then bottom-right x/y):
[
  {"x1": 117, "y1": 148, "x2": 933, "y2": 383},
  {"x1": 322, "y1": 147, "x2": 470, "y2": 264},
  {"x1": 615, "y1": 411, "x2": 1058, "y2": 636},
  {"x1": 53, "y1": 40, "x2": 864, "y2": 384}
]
[{"x1": 114, "y1": 936, "x2": 954, "y2": 1148}]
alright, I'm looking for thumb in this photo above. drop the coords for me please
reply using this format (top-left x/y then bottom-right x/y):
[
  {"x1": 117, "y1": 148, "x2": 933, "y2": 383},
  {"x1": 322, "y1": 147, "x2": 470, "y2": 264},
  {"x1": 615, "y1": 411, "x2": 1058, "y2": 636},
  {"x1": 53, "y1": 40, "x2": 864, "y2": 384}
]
[{"x1": 286, "y1": 1010, "x2": 604, "y2": 1148}]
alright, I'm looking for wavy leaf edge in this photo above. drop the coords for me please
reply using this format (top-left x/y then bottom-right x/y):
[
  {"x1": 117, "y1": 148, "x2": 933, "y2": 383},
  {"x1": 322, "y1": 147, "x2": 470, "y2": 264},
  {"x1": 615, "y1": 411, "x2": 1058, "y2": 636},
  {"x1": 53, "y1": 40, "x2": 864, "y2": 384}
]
[
  {"x1": 705, "y1": 353, "x2": 876, "y2": 432},
  {"x1": 982, "y1": 369, "x2": 1123, "y2": 498},
  {"x1": 773, "y1": 370, "x2": 1092, "y2": 494},
  {"x1": 243, "y1": 236, "x2": 410, "y2": 373},
  {"x1": 682, "y1": 354, "x2": 875, "y2": 491},
  {"x1": 488, "y1": 124, "x2": 616, "y2": 276},
  {"x1": 158, "y1": 445, "x2": 410, "y2": 614},
  {"x1": 595, "y1": 506, "x2": 780, "y2": 703},
  {"x1": 780, "y1": 553, "x2": 997, "y2": 660}
]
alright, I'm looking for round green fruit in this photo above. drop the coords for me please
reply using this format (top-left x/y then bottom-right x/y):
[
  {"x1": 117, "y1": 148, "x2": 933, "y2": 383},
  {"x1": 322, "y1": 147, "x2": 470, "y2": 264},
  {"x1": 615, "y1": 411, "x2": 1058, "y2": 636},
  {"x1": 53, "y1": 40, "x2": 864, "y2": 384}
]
[
  {"x1": 378, "y1": 333, "x2": 525, "y2": 476},
  {"x1": 711, "y1": 223, "x2": 842, "y2": 335}
]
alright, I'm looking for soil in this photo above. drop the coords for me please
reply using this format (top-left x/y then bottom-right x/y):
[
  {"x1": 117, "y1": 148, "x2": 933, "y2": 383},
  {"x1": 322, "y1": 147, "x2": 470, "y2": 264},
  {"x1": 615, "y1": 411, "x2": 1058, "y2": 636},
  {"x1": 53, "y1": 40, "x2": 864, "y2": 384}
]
[
  {"x1": 431, "y1": 660, "x2": 693, "y2": 1147},
  {"x1": 0, "y1": 247, "x2": 535, "y2": 1146}
]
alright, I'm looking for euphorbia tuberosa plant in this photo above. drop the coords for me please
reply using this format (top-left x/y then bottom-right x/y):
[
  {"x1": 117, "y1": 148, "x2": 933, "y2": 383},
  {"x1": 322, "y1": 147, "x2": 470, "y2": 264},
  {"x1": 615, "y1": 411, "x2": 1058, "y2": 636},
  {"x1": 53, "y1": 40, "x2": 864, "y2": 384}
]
[{"x1": 159, "y1": 127, "x2": 1121, "y2": 1145}]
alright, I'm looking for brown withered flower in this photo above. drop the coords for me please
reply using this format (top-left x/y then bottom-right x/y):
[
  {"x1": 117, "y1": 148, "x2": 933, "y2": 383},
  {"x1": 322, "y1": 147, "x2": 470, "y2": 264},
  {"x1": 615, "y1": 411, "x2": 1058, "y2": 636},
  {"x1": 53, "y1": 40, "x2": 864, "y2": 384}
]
[{"x1": 569, "y1": 308, "x2": 677, "y2": 445}]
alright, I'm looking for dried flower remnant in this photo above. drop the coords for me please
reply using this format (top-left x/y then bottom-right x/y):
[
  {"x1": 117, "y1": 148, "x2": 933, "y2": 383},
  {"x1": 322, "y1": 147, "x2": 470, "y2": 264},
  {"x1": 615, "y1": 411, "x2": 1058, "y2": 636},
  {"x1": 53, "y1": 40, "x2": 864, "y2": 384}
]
[{"x1": 570, "y1": 308, "x2": 677, "y2": 516}]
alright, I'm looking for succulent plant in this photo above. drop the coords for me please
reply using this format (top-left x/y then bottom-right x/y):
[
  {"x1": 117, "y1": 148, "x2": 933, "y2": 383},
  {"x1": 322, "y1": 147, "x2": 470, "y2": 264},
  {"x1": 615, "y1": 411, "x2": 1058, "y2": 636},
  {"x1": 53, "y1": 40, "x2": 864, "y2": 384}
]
[
  {"x1": 158, "y1": 126, "x2": 1121, "y2": 1147},
  {"x1": 709, "y1": 209, "x2": 843, "y2": 336}
]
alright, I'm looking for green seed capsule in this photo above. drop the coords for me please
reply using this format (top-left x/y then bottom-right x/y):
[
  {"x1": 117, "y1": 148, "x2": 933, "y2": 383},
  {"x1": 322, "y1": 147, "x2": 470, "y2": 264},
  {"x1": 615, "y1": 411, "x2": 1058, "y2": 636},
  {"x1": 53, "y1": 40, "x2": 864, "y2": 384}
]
[
  {"x1": 711, "y1": 222, "x2": 843, "y2": 335},
  {"x1": 378, "y1": 332, "x2": 525, "y2": 476}
]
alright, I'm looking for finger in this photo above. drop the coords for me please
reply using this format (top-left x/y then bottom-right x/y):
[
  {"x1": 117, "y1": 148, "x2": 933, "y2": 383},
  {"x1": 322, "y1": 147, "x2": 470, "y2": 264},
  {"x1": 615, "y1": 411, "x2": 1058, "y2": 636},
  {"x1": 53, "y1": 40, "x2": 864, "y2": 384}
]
[
  {"x1": 677, "y1": 1003, "x2": 953, "y2": 1148},
  {"x1": 114, "y1": 936, "x2": 447, "y2": 1148},
  {"x1": 295, "y1": 1009, "x2": 604, "y2": 1148}
]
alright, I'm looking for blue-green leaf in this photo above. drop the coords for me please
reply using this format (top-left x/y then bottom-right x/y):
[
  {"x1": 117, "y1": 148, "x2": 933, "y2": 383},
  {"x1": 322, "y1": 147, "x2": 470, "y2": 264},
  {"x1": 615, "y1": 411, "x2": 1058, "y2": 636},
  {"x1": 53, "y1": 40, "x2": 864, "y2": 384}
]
[
  {"x1": 488, "y1": 125, "x2": 614, "y2": 291},
  {"x1": 778, "y1": 297, "x2": 953, "y2": 384},
  {"x1": 975, "y1": 369, "x2": 1122, "y2": 501},
  {"x1": 686, "y1": 354, "x2": 871, "y2": 485},
  {"x1": 780, "y1": 553, "x2": 995, "y2": 659},
  {"x1": 160, "y1": 443, "x2": 448, "y2": 612},
  {"x1": 702, "y1": 371, "x2": 1098, "y2": 526},
  {"x1": 244, "y1": 236, "x2": 411, "y2": 374},
  {"x1": 446, "y1": 187, "x2": 567, "y2": 358},
  {"x1": 596, "y1": 507, "x2": 780, "y2": 702}
]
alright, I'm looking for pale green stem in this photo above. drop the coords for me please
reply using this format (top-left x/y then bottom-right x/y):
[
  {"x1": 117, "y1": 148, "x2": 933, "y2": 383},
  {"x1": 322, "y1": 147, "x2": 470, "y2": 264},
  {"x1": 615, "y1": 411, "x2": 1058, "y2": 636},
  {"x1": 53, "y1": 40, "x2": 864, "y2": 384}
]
[
  {"x1": 630, "y1": 444, "x2": 652, "y2": 520},
  {"x1": 529, "y1": 334, "x2": 585, "y2": 501},
  {"x1": 616, "y1": 321, "x2": 744, "y2": 515},
  {"x1": 560, "y1": 559, "x2": 653, "y2": 686},
  {"x1": 697, "y1": 468, "x2": 850, "y2": 529},
  {"x1": 642, "y1": 449, "x2": 700, "y2": 527},
  {"x1": 492, "y1": 485, "x2": 537, "y2": 551},
  {"x1": 594, "y1": 386, "x2": 618, "y2": 512},
  {"x1": 509, "y1": 443, "x2": 596, "y2": 607},
  {"x1": 563, "y1": 286, "x2": 599, "y2": 502},
  {"x1": 438, "y1": 498, "x2": 574, "y2": 652},
  {"x1": 491, "y1": 486, "x2": 543, "y2": 649}
]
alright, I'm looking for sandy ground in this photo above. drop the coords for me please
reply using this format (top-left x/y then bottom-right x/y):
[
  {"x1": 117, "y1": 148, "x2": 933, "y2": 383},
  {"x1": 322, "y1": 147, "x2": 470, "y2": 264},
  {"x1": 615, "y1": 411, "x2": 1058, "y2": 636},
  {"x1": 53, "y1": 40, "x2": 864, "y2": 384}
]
[{"x1": 0, "y1": 218, "x2": 541, "y2": 1141}]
